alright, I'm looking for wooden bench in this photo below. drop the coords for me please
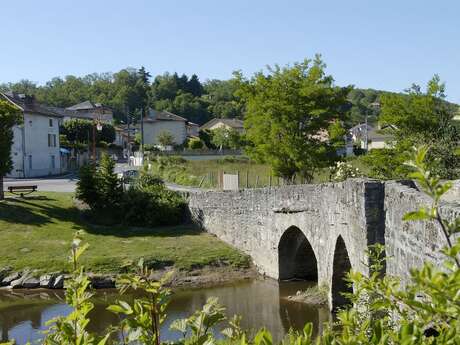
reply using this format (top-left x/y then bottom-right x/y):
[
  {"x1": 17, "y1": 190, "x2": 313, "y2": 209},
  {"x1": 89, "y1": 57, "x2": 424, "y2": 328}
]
[{"x1": 8, "y1": 185, "x2": 38, "y2": 197}]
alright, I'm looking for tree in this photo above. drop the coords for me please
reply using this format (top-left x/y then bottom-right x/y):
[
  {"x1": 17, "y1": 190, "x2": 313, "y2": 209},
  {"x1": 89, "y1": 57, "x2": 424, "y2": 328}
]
[
  {"x1": 238, "y1": 56, "x2": 352, "y2": 181},
  {"x1": 375, "y1": 75, "x2": 460, "y2": 179},
  {"x1": 60, "y1": 119, "x2": 116, "y2": 150},
  {"x1": 328, "y1": 119, "x2": 347, "y2": 149},
  {"x1": 97, "y1": 154, "x2": 123, "y2": 212},
  {"x1": 136, "y1": 67, "x2": 151, "y2": 153},
  {"x1": 0, "y1": 100, "x2": 22, "y2": 200},
  {"x1": 210, "y1": 127, "x2": 243, "y2": 150},
  {"x1": 157, "y1": 131, "x2": 175, "y2": 147},
  {"x1": 186, "y1": 74, "x2": 203, "y2": 97},
  {"x1": 188, "y1": 137, "x2": 204, "y2": 149}
]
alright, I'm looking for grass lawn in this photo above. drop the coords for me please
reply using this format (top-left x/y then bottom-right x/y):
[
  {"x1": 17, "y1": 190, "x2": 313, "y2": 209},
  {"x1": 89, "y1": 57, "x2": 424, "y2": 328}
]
[
  {"x1": 0, "y1": 192, "x2": 250, "y2": 274},
  {"x1": 150, "y1": 156, "x2": 332, "y2": 188}
]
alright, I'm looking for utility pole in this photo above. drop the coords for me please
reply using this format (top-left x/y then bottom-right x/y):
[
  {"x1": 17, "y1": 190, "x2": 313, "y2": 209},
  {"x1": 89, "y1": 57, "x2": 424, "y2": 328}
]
[
  {"x1": 364, "y1": 114, "x2": 368, "y2": 151},
  {"x1": 126, "y1": 105, "x2": 131, "y2": 163},
  {"x1": 140, "y1": 106, "x2": 145, "y2": 157},
  {"x1": 92, "y1": 116, "x2": 96, "y2": 161}
]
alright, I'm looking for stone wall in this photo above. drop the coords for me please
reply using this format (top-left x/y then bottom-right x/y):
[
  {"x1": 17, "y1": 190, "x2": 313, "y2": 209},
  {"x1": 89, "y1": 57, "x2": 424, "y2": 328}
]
[
  {"x1": 384, "y1": 182, "x2": 460, "y2": 285},
  {"x1": 186, "y1": 179, "x2": 459, "y2": 309},
  {"x1": 187, "y1": 179, "x2": 386, "y2": 310}
]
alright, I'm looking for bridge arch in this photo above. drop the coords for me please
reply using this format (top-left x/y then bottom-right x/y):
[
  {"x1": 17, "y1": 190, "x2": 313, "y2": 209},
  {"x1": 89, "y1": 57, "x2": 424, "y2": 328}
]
[
  {"x1": 278, "y1": 226, "x2": 318, "y2": 281},
  {"x1": 331, "y1": 235, "x2": 353, "y2": 310}
]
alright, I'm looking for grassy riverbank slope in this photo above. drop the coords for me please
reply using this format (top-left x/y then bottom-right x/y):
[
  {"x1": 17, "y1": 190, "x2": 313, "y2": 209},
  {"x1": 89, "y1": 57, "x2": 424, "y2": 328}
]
[
  {"x1": 0, "y1": 192, "x2": 250, "y2": 275},
  {"x1": 150, "y1": 156, "x2": 331, "y2": 188}
]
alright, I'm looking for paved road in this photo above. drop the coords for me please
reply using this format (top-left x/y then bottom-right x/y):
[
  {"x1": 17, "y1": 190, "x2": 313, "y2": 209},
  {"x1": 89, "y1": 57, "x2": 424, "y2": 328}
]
[
  {"x1": 3, "y1": 171, "x2": 205, "y2": 194},
  {"x1": 4, "y1": 175, "x2": 78, "y2": 193}
]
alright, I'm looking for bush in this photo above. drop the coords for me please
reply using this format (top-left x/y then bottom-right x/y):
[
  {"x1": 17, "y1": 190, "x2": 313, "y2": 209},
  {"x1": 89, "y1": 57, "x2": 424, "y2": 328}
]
[
  {"x1": 188, "y1": 137, "x2": 204, "y2": 149},
  {"x1": 122, "y1": 184, "x2": 186, "y2": 227},
  {"x1": 76, "y1": 154, "x2": 124, "y2": 223},
  {"x1": 76, "y1": 163, "x2": 99, "y2": 209},
  {"x1": 134, "y1": 170, "x2": 164, "y2": 189},
  {"x1": 331, "y1": 161, "x2": 361, "y2": 181},
  {"x1": 77, "y1": 155, "x2": 184, "y2": 227}
]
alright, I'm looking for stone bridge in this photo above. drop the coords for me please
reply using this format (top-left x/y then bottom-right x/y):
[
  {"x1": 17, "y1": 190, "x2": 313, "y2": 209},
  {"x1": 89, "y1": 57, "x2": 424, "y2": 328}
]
[{"x1": 187, "y1": 179, "x2": 460, "y2": 310}]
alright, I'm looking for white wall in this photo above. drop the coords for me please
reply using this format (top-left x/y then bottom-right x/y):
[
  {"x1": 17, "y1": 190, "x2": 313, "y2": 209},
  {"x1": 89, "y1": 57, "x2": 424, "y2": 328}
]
[
  {"x1": 9, "y1": 126, "x2": 25, "y2": 177},
  {"x1": 8, "y1": 112, "x2": 61, "y2": 178},
  {"x1": 143, "y1": 121, "x2": 187, "y2": 145},
  {"x1": 208, "y1": 122, "x2": 244, "y2": 134}
]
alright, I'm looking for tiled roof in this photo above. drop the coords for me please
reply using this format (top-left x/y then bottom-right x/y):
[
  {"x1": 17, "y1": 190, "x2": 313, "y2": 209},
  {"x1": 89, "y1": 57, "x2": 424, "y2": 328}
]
[
  {"x1": 66, "y1": 101, "x2": 96, "y2": 111},
  {"x1": 145, "y1": 109, "x2": 187, "y2": 122},
  {"x1": 200, "y1": 118, "x2": 244, "y2": 130},
  {"x1": 0, "y1": 92, "x2": 63, "y2": 118}
]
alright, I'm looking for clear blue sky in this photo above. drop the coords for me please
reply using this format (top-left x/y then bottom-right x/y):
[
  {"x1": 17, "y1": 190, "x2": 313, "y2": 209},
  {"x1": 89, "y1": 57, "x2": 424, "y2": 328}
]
[{"x1": 1, "y1": 0, "x2": 459, "y2": 102}]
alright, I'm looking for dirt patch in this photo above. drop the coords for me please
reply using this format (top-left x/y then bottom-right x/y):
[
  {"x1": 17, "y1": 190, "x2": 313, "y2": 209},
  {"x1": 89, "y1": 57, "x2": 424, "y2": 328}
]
[
  {"x1": 153, "y1": 265, "x2": 258, "y2": 289},
  {"x1": 284, "y1": 287, "x2": 328, "y2": 306}
]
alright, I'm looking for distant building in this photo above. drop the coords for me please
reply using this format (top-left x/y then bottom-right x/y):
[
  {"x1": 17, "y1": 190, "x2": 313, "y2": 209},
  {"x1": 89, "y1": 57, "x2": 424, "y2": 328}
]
[
  {"x1": 53, "y1": 101, "x2": 114, "y2": 124},
  {"x1": 114, "y1": 125, "x2": 137, "y2": 153},
  {"x1": 349, "y1": 123, "x2": 395, "y2": 150},
  {"x1": 200, "y1": 118, "x2": 245, "y2": 134},
  {"x1": 1, "y1": 92, "x2": 63, "y2": 178},
  {"x1": 186, "y1": 122, "x2": 200, "y2": 137},
  {"x1": 143, "y1": 109, "x2": 187, "y2": 146}
]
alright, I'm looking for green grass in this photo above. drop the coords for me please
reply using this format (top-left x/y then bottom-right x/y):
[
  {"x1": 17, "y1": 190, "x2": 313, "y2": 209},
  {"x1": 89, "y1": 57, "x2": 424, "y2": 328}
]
[
  {"x1": 0, "y1": 192, "x2": 250, "y2": 274},
  {"x1": 150, "y1": 156, "x2": 332, "y2": 188}
]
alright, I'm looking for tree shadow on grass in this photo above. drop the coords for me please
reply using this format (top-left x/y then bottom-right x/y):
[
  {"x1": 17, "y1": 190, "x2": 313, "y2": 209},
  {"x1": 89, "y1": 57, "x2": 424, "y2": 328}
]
[
  {"x1": 1, "y1": 195, "x2": 203, "y2": 239},
  {"x1": 0, "y1": 197, "x2": 54, "y2": 226}
]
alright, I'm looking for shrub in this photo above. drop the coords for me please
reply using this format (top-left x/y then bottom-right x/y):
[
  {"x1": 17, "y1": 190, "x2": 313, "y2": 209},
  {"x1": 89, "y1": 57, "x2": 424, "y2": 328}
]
[
  {"x1": 122, "y1": 184, "x2": 186, "y2": 227},
  {"x1": 134, "y1": 170, "x2": 164, "y2": 189},
  {"x1": 188, "y1": 137, "x2": 204, "y2": 149},
  {"x1": 96, "y1": 154, "x2": 123, "y2": 213},
  {"x1": 331, "y1": 161, "x2": 361, "y2": 181},
  {"x1": 76, "y1": 163, "x2": 99, "y2": 210}
]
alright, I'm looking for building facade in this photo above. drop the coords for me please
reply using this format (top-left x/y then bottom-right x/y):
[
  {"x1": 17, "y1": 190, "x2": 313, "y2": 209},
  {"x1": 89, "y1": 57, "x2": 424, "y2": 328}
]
[
  {"x1": 143, "y1": 109, "x2": 187, "y2": 146},
  {"x1": 200, "y1": 118, "x2": 245, "y2": 133},
  {"x1": 2, "y1": 92, "x2": 63, "y2": 178}
]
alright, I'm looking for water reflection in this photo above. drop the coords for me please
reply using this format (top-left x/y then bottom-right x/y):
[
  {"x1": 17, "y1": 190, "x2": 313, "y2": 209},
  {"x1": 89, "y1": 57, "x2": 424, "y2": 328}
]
[{"x1": 0, "y1": 279, "x2": 330, "y2": 344}]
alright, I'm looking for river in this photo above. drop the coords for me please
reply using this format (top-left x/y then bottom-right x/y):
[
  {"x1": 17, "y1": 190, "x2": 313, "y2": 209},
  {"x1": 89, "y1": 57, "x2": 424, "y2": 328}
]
[{"x1": 0, "y1": 279, "x2": 330, "y2": 344}]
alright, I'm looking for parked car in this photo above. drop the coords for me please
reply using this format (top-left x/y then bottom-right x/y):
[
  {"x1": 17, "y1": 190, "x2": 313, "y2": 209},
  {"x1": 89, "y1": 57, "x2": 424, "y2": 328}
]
[{"x1": 117, "y1": 169, "x2": 139, "y2": 183}]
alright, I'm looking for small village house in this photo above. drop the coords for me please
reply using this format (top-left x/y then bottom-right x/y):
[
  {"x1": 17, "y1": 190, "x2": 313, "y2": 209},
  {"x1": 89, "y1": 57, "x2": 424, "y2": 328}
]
[
  {"x1": 349, "y1": 123, "x2": 395, "y2": 150},
  {"x1": 186, "y1": 121, "x2": 200, "y2": 137},
  {"x1": 1, "y1": 92, "x2": 63, "y2": 178},
  {"x1": 63, "y1": 101, "x2": 114, "y2": 124},
  {"x1": 200, "y1": 118, "x2": 245, "y2": 134},
  {"x1": 143, "y1": 109, "x2": 187, "y2": 146}
]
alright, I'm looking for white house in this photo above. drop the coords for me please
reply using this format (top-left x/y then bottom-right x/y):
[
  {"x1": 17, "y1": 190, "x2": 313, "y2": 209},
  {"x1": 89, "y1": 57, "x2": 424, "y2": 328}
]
[
  {"x1": 1, "y1": 92, "x2": 63, "y2": 178},
  {"x1": 200, "y1": 118, "x2": 245, "y2": 134},
  {"x1": 143, "y1": 109, "x2": 187, "y2": 146},
  {"x1": 64, "y1": 101, "x2": 113, "y2": 124},
  {"x1": 349, "y1": 123, "x2": 395, "y2": 150}
]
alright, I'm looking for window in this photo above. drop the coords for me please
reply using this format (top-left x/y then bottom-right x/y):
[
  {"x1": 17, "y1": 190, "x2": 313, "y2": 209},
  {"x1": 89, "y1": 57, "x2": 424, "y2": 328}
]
[
  {"x1": 49, "y1": 118, "x2": 53, "y2": 127},
  {"x1": 48, "y1": 134, "x2": 57, "y2": 147},
  {"x1": 50, "y1": 155, "x2": 56, "y2": 169},
  {"x1": 28, "y1": 155, "x2": 32, "y2": 170}
]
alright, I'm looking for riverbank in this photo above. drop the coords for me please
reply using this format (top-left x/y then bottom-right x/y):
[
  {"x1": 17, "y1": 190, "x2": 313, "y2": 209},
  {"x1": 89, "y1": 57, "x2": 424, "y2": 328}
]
[
  {"x1": 0, "y1": 192, "x2": 252, "y2": 286},
  {"x1": 0, "y1": 265, "x2": 257, "y2": 291}
]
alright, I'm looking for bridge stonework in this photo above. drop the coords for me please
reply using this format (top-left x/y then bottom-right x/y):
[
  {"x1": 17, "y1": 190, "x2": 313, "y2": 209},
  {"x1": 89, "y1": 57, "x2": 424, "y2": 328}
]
[{"x1": 187, "y1": 179, "x2": 459, "y2": 310}]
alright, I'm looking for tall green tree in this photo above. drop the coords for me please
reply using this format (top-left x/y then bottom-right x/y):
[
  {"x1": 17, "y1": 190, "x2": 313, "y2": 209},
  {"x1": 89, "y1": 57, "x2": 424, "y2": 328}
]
[
  {"x1": 137, "y1": 66, "x2": 151, "y2": 152},
  {"x1": 378, "y1": 75, "x2": 460, "y2": 179},
  {"x1": 0, "y1": 100, "x2": 22, "y2": 199},
  {"x1": 238, "y1": 56, "x2": 352, "y2": 181}
]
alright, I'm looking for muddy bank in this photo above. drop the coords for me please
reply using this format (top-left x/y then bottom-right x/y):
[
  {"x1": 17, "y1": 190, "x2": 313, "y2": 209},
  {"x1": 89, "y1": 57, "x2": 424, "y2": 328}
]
[
  {"x1": 283, "y1": 287, "x2": 328, "y2": 306},
  {"x1": 0, "y1": 265, "x2": 257, "y2": 291}
]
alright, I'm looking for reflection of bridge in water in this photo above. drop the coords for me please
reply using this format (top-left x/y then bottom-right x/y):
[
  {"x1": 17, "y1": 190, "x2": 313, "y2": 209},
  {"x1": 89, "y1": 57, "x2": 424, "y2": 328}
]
[{"x1": 0, "y1": 281, "x2": 329, "y2": 343}]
